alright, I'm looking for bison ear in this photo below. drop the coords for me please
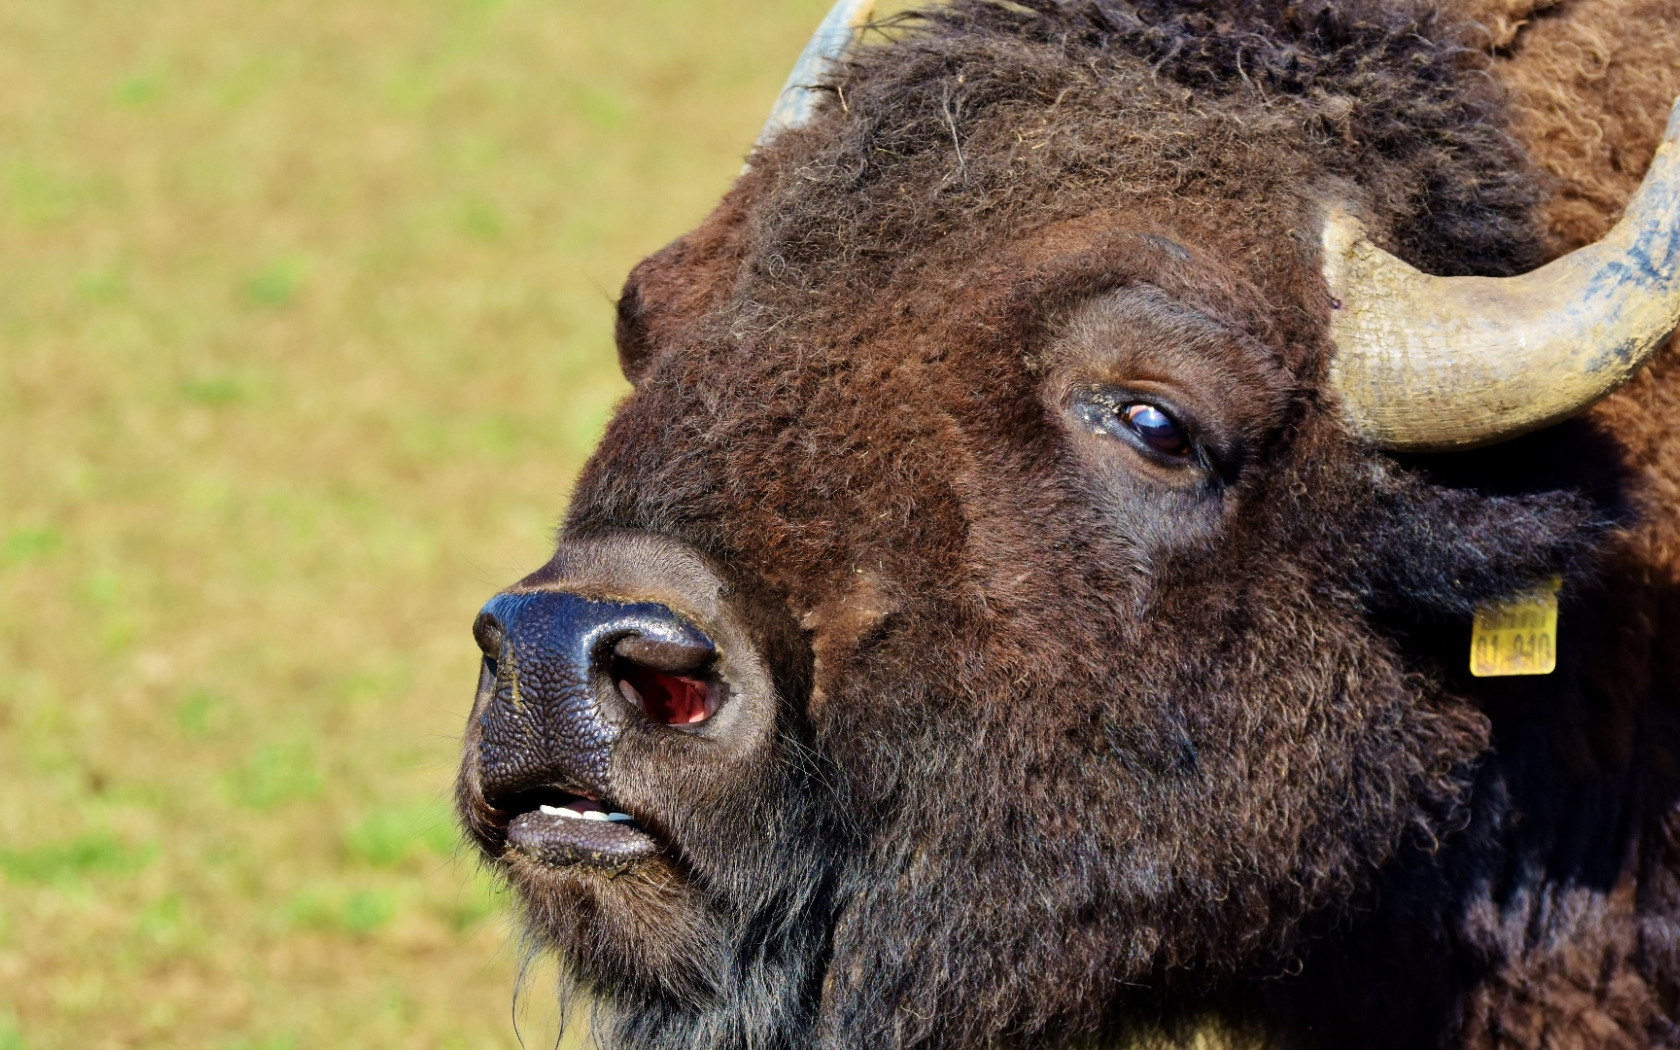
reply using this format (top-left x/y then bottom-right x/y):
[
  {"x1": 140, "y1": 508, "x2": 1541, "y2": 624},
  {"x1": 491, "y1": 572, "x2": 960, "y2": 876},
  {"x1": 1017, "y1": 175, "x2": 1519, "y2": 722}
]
[
  {"x1": 1346, "y1": 423, "x2": 1622, "y2": 618},
  {"x1": 614, "y1": 269, "x2": 659, "y2": 386},
  {"x1": 612, "y1": 195, "x2": 752, "y2": 385},
  {"x1": 614, "y1": 243, "x2": 702, "y2": 387}
]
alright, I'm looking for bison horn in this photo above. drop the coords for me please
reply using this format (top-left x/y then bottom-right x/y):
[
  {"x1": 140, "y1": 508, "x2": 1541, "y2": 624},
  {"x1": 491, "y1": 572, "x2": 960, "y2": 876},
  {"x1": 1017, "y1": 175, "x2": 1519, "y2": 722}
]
[
  {"x1": 755, "y1": 0, "x2": 877, "y2": 148},
  {"x1": 1323, "y1": 95, "x2": 1680, "y2": 451}
]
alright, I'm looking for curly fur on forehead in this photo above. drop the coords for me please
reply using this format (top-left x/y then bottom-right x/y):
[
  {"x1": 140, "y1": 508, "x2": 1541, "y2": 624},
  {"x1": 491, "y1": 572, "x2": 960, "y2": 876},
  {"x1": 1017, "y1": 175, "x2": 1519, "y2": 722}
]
[{"x1": 741, "y1": 0, "x2": 1548, "y2": 325}]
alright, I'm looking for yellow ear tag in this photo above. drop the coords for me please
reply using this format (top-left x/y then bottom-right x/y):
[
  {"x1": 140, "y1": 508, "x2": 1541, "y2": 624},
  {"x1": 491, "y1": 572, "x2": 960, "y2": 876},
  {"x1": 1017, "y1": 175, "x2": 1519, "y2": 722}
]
[{"x1": 1470, "y1": 577, "x2": 1561, "y2": 677}]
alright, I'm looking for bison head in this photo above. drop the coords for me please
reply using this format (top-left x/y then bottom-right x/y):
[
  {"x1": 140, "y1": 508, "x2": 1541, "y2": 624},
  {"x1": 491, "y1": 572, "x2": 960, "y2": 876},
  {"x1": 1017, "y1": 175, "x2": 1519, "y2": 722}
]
[{"x1": 457, "y1": 2, "x2": 1678, "y2": 1046}]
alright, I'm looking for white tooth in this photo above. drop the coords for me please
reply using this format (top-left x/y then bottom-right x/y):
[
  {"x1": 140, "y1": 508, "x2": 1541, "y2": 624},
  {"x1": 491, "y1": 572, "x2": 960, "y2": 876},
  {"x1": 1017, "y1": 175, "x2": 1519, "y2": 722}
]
[
  {"x1": 539, "y1": 805, "x2": 566, "y2": 817},
  {"x1": 606, "y1": 812, "x2": 635, "y2": 823},
  {"x1": 580, "y1": 810, "x2": 611, "y2": 822}
]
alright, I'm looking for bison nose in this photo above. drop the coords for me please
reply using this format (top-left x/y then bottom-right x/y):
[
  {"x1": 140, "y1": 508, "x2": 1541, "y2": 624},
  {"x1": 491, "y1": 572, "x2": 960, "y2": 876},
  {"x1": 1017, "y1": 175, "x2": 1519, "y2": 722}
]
[{"x1": 472, "y1": 591, "x2": 720, "y2": 806}]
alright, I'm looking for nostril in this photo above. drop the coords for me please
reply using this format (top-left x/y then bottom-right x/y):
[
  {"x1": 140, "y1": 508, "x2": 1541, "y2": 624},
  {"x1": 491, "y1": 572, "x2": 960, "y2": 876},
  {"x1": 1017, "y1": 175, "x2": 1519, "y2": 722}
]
[
  {"x1": 610, "y1": 632, "x2": 719, "y2": 725},
  {"x1": 615, "y1": 659, "x2": 720, "y2": 726},
  {"x1": 473, "y1": 609, "x2": 506, "y2": 660}
]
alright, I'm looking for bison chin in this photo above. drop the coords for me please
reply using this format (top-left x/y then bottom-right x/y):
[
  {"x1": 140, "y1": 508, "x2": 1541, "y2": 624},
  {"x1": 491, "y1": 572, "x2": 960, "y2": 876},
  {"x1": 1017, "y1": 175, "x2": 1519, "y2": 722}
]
[
  {"x1": 464, "y1": 757, "x2": 845, "y2": 1044},
  {"x1": 500, "y1": 851, "x2": 726, "y2": 1001}
]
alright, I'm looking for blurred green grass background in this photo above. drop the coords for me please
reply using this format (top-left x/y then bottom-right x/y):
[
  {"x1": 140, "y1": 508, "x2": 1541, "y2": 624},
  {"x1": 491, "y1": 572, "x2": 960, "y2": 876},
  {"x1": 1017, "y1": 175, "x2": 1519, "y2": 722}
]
[{"x1": 0, "y1": 1, "x2": 842, "y2": 1046}]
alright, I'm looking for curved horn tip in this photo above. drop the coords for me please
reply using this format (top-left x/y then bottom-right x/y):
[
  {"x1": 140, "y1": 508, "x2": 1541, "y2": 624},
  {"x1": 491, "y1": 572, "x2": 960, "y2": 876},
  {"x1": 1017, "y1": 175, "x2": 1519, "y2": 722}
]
[
  {"x1": 754, "y1": 0, "x2": 878, "y2": 149},
  {"x1": 1325, "y1": 92, "x2": 1680, "y2": 452}
]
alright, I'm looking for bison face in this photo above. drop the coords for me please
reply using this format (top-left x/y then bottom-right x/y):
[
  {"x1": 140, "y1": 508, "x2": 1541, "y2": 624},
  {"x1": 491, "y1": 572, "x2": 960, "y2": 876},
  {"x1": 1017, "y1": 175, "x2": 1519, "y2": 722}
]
[
  {"x1": 457, "y1": 5, "x2": 1615, "y2": 1046},
  {"x1": 457, "y1": 216, "x2": 1592, "y2": 1045}
]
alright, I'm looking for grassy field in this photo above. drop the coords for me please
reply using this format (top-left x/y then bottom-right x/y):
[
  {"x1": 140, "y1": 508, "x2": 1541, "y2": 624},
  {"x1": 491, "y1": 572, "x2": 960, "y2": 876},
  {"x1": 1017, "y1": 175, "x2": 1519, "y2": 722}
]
[{"x1": 0, "y1": 1, "x2": 843, "y2": 1046}]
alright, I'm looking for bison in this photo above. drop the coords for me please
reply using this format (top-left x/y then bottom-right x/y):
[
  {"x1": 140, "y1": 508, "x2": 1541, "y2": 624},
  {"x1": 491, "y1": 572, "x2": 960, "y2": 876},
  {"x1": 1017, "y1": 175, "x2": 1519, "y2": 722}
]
[{"x1": 455, "y1": 1, "x2": 1680, "y2": 1047}]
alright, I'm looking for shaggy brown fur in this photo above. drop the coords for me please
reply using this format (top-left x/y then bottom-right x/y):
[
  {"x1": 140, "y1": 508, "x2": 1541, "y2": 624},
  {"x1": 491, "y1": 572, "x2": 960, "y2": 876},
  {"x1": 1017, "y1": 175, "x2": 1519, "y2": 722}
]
[
  {"x1": 1475, "y1": 0, "x2": 1680, "y2": 249},
  {"x1": 459, "y1": 2, "x2": 1680, "y2": 1047}
]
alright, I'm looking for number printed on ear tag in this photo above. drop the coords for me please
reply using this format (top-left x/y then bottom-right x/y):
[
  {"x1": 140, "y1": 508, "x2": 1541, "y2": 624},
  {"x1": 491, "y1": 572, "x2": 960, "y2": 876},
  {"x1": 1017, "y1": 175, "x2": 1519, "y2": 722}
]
[{"x1": 1470, "y1": 577, "x2": 1561, "y2": 677}]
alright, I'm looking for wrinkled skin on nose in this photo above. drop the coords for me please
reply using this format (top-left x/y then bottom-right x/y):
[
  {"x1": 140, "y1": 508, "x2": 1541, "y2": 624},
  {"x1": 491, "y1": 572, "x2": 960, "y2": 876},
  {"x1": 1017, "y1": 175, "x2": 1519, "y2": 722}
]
[{"x1": 473, "y1": 592, "x2": 713, "y2": 800}]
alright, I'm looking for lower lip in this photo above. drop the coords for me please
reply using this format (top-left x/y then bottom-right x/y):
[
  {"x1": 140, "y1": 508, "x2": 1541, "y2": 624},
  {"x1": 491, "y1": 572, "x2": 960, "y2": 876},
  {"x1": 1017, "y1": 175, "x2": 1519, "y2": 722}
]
[{"x1": 506, "y1": 808, "x2": 659, "y2": 868}]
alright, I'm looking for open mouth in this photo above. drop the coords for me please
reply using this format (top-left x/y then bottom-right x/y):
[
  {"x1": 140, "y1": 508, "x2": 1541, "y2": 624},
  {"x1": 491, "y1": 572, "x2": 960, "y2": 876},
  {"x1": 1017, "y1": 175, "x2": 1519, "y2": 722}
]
[{"x1": 502, "y1": 788, "x2": 660, "y2": 869}]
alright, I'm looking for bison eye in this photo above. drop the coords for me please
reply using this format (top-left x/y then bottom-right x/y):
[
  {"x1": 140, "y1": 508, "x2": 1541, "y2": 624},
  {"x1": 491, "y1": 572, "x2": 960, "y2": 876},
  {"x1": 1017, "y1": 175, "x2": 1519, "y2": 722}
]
[
  {"x1": 1069, "y1": 386, "x2": 1206, "y2": 469},
  {"x1": 1119, "y1": 402, "x2": 1191, "y2": 457}
]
